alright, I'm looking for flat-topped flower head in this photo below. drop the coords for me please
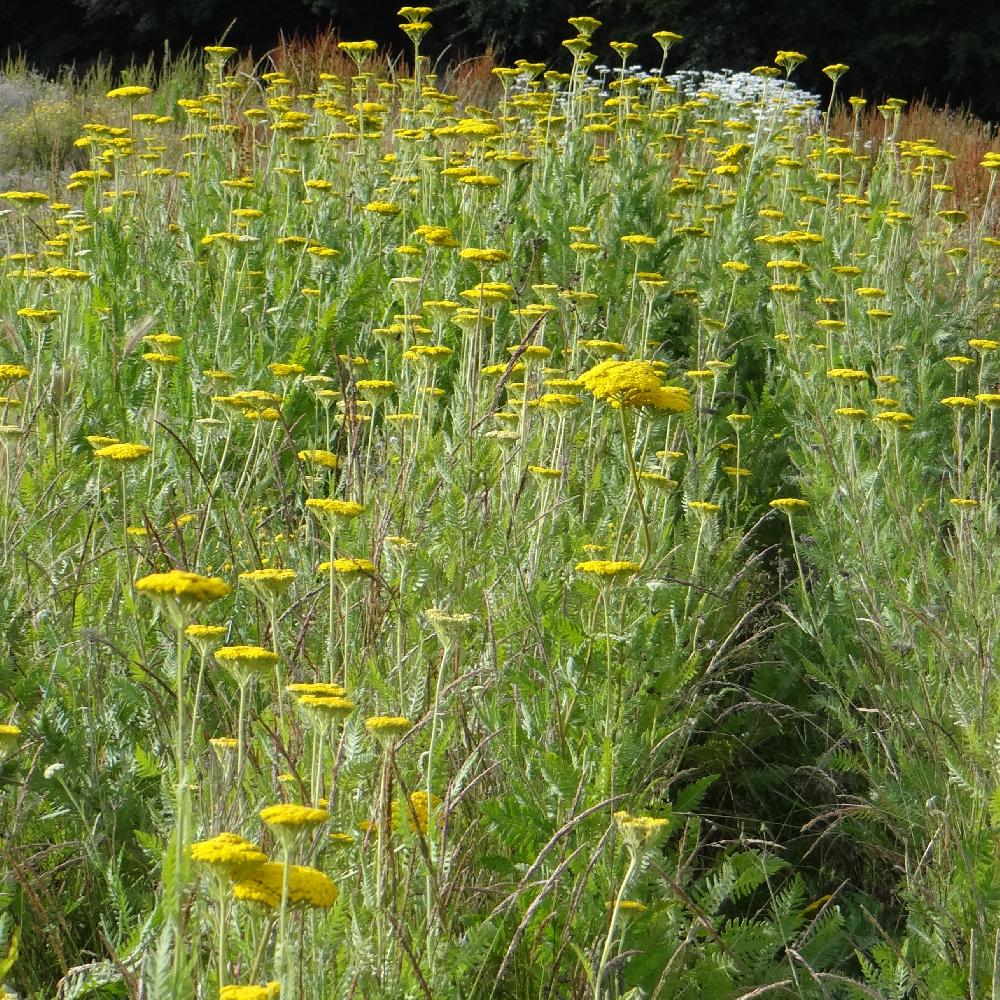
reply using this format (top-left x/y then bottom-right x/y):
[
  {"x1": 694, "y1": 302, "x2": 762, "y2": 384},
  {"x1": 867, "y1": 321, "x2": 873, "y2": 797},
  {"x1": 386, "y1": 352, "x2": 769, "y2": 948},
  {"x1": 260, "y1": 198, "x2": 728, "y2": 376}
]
[
  {"x1": 306, "y1": 498, "x2": 364, "y2": 523},
  {"x1": 774, "y1": 50, "x2": 807, "y2": 73},
  {"x1": 653, "y1": 30, "x2": 683, "y2": 51},
  {"x1": 1, "y1": 190, "x2": 48, "y2": 205},
  {"x1": 297, "y1": 449, "x2": 339, "y2": 469},
  {"x1": 239, "y1": 568, "x2": 296, "y2": 599},
  {"x1": 356, "y1": 379, "x2": 396, "y2": 403},
  {"x1": 215, "y1": 645, "x2": 280, "y2": 684},
  {"x1": 620, "y1": 234, "x2": 656, "y2": 250},
  {"x1": 365, "y1": 715, "x2": 411, "y2": 743},
  {"x1": 106, "y1": 85, "x2": 153, "y2": 99},
  {"x1": 234, "y1": 862, "x2": 337, "y2": 909},
  {"x1": 575, "y1": 560, "x2": 641, "y2": 583},
  {"x1": 190, "y1": 832, "x2": 267, "y2": 879},
  {"x1": 567, "y1": 16, "x2": 601, "y2": 36},
  {"x1": 624, "y1": 386, "x2": 692, "y2": 415},
  {"x1": 319, "y1": 557, "x2": 376, "y2": 580},
  {"x1": 770, "y1": 498, "x2": 810, "y2": 514},
  {"x1": 873, "y1": 410, "x2": 914, "y2": 427},
  {"x1": 0, "y1": 723, "x2": 21, "y2": 758},
  {"x1": 260, "y1": 803, "x2": 329, "y2": 833},
  {"x1": 579, "y1": 359, "x2": 660, "y2": 403},
  {"x1": 688, "y1": 501, "x2": 721, "y2": 515},
  {"x1": 287, "y1": 681, "x2": 347, "y2": 698},
  {"x1": 296, "y1": 695, "x2": 355, "y2": 723},
  {"x1": 135, "y1": 570, "x2": 230, "y2": 625},
  {"x1": 93, "y1": 442, "x2": 152, "y2": 463},
  {"x1": 185, "y1": 623, "x2": 227, "y2": 656},
  {"x1": 614, "y1": 810, "x2": 670, "y2": 852},
  {"x1": 219, "y1": 983, "x2": 281, "y2": 1000},
  {"x1": 425, "y1": 607, "x2": 474, "y2": 647},
  {"x1": 0, "y1": 364, "x2": 30, "y2": 383},
  {"x1": 460, "y1": 247, "x2": 508, "y2": 266},
  {"x1": 210, "y1": 736, "x2": 239, "y2": 759}
]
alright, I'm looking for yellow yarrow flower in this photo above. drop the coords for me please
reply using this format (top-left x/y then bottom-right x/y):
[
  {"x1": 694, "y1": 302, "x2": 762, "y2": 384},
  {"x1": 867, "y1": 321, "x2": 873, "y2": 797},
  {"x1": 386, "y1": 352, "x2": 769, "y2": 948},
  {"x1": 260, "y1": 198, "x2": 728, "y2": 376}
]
[
  {"x1": 575, "y1": 559, "x2": 641, "y2": 581},
  {"x1": 93, "y1": 442, "x2": 152, "y2": 462},
  {"x1": 135, "y1": 571, "x2": 230, "y2": 625},
  {"x1": 219, "y1": 984, "x2": 281, "y2": 1000},
  {"x1": 190, "y1": 833, "x2": 268, "y2": 879},
  {"x1": 365, "y1": 716, "x2": 411, "y2": 741},
  {"x1": 234, "y1": 862, "x2": 337, "y2": 909},
  {"x1": 259, "y1": 803, "x2": 329, "y2": 831}
]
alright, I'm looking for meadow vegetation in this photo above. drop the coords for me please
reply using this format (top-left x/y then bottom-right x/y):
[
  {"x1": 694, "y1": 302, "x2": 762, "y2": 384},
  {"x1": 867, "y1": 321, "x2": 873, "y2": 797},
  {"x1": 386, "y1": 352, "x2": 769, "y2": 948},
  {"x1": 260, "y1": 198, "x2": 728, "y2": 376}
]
[{"x1": 2, "y1": 9, "x2": 1000, "y2": 999}]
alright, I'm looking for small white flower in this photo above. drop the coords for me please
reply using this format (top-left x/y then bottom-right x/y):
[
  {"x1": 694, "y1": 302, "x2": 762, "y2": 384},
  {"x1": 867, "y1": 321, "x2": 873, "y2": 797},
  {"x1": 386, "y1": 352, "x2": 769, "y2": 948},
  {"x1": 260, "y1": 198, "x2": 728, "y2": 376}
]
[{"x1": 44, "y1": 762, "x2": 65, "y2": 779}]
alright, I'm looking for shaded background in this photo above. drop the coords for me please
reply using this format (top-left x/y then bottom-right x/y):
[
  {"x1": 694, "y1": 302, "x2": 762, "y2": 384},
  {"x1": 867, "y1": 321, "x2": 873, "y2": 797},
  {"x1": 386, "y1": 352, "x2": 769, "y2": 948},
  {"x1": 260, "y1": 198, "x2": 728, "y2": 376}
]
[{"x1": 2, "y1": 0, "x2": 1000, "y2": 120}]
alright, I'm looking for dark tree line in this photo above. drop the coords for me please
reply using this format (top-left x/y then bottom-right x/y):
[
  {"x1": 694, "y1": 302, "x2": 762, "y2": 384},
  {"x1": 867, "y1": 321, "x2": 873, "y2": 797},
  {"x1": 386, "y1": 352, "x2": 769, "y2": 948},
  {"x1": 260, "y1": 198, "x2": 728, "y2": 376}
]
[{"x1": 2, "y1": 0, "x2": 999, "y2": 121}]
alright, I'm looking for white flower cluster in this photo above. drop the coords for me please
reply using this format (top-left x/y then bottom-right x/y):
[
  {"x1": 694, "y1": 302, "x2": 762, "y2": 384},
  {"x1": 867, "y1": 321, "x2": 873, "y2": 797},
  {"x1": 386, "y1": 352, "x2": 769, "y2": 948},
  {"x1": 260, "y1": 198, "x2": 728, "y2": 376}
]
[{"x1": 666, "y1": 68, "x2": 820, "y2": 117}]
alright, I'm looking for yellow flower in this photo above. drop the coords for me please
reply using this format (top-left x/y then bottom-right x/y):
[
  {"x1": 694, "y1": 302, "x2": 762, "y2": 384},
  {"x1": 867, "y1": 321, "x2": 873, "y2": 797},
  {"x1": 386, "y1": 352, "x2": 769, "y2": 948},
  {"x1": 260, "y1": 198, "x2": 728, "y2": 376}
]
[
  {"x1": 688, "y1": 501, "x2": 721, "y2": 515},
  {"x1": 215, "y1": 645, "x2": 280, "y2": 681},
  {"x1": 190, "y1": 833, "x2": 267, "y2": 879},
  {"x1": 424, "y1": 607, "x2": 474, "y2": 647},
  {"x1": 0, "y1": 724, "x2": 21, "y2": 755},
  {"x1": 575, "y1": 560, "x2": 641, "y2": 581},
  {"x1": 185, "y1": 623, "x2": 228, "y2": 656},
  {"x1": 286, "y1": 682, "x2": 347, "y2": 698},
  {"x1": 135, "y1": 571, "x2": 230, "y2": 624},
  {"x1": 365, "y1": 716, "x2": 411, "y2": 741},
  {"x1": 579, "y1": 359, "x2": 659, "y2": 402},
  {"x1": 770, "y1": 498, "x2": 809, "y2": 513},
  {"x1": 527, "y1": 465, "x2": 562, "y2": 479},
  {"x1": 356, "y1": 379, "x2": 396, "y2": 402},
  {"x1": 614, "y1": 810, "x2": 670, "y2": 850},
  {"x1": 106, "y1": 85, "x2": 153, "y2": 99},
  {"x1": 319, "y1": 556, "x2": 376, "y2": 580},
  {"x1": 364, "y1": 200, "x2": 401, "y2": 216},
  {"x1": 460, "y1": 247, "x2": 508, "y2": 265},
  {"x1": 406, "y1": 790, "x2": 442, "y2": 833},
  {"x1": 619, "y1": 234, "x2": 656, "y2": 249},
  {"x1": 259, "y1": 804, "x2": 329, "y2": 831},
  {"x1": 774, "y1": 50, "x2": 807, "y2": 73},
  {"x1": 568, "y1": 16, "x2": 601, "y2": 36},
  {"x1": 234, "y1": 863, "x2": 337, "y2": 909},
  {"x1": 296, "y1": 695, "x2": 355, "y2": 722},
  {"x1": 339, "y1": 40, "x2": 378, "y2": 58},
  {"x1": 873, "y1": 410, "x2": 914, "y2": 426},
  {"x1": 624, "y1": 386, "x2": 692, "y2": 414},
  {"x1": 239, "y1": 568, "x2": 297, "y2": 597},
  {"x1": 306, "y1": 498, "x2": 364, "y2": 521},
  {"x1": 93, "y1": 442, "x2": 152, "y2": 462},
  {"x1": 219, "y1": 984, "x2": 281, "y2": 1000},
  {"x1": 296, "y1": 449, "x2": 339, "y2": 469},
  {"x1": 940, "y1": 396, "x2": 977, "y2": 408},
  {"x1": 0, "y1": 365, "x2": 30, "y2": 383},
  {"x1": 0, "y1": 191, "x2": 48, "y2": 204}
]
